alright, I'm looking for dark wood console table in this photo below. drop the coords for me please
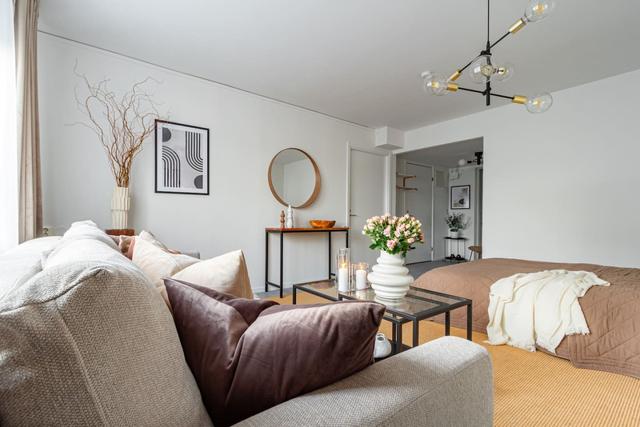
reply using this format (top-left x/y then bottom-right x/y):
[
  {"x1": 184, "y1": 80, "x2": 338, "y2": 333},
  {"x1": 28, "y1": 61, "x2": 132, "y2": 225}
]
[
  {"x1": 105, "y1": 229, "x2": 135, "y2": 237},
  {"x1": 265, "y1": 227, "x2": 349, "y2": 298}
]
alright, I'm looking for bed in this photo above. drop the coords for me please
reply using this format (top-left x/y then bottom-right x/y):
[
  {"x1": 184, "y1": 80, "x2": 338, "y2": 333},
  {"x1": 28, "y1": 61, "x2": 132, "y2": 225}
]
[{"x1": 414, "y1": 258, "x2": 640, "y2": 378}]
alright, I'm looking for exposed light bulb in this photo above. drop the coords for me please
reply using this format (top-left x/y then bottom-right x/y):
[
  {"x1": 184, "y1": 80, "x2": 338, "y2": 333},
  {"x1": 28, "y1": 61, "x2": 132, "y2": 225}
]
[
  {"x1": 526, "y1": 93, "x2": 553, "y2": 113},
  {"x1": 524, "y1": 0, "x2": 556, "y2": 23},
  {"x1": 468, "y1": 56, "x2": 493, "y2": 84},
  {"x1": 469, "y1": 56, "x2": 515, "y2": 84},
  {"x1": 421, "y1": 71, "x2": 449, "y2": 96},
  {"x1": 494, "y1": 63, "x2": 515, "y2": 82},
  {"x1": 457, "y1": 159, "x2": 467, "y2": 167}
]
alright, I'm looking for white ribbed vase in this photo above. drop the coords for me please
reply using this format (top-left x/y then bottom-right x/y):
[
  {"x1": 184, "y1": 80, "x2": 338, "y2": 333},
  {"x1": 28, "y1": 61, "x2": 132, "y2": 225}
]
[
  {"x1": 111, "y1": 186, "x2": 131, "y2": 229},
  {"x1": 368, "y1": 251, "x2": 414, "y2": 300}
]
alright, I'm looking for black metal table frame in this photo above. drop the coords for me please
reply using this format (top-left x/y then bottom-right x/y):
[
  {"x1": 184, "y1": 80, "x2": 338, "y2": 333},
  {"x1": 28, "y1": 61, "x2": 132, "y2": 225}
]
[
  {"x1": 292, "y1": 282, "x2": 472, "y2": 354},
  {"x1": 265, "y1": 228, "x2": 349, "y2": 298},
  {"x1": 444, "y1": 236, "x2": 468, "y2": 261}
]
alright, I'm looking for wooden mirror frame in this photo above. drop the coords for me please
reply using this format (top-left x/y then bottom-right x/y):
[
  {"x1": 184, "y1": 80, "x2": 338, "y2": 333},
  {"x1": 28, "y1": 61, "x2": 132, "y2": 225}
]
[{"x1": 268, "y1": 148, "x2": 321, "y2": 208}]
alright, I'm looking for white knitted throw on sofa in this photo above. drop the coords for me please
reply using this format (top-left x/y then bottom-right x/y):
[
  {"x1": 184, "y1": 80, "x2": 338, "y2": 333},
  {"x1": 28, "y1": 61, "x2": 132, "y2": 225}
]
[{"x1": 486, "y1": 270, "x2": 609, "y2": 353}]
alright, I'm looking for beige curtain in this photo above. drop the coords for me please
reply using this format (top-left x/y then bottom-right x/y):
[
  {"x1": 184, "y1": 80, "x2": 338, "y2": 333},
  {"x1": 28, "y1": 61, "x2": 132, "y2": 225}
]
[{"x1": 14, "y1": 0, "x2": 42, "y2": 242}]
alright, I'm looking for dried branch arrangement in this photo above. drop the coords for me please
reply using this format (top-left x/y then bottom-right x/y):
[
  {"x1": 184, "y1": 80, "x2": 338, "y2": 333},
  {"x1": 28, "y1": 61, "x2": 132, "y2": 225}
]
[{"x1": 74, "y1": 65, "x2": 163, "y2": 187}]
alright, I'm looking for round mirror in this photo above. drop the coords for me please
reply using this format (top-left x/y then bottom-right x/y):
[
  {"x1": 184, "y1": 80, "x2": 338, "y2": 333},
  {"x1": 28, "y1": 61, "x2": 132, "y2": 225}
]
[{"x1": 268, "y1": 148, "x2": 320, "y2": 208}]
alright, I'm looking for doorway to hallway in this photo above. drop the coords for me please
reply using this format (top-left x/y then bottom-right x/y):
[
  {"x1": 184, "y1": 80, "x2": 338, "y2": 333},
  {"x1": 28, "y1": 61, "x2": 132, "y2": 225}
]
[{"x1": 395, "y1": 137, "x2": 483, "y2": 263}]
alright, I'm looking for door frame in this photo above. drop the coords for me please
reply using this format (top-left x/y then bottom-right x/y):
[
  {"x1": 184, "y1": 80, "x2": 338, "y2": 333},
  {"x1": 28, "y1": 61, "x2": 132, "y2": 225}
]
[
  {"x1": 345, "y1": 143, "x2": 392, "y2": 237},
  {"x1": 397, "y1": 159, "x2": 440, "y2": 263},
  {"x1": 474, "y1": 166, "x2": 483, "y2": 248}
]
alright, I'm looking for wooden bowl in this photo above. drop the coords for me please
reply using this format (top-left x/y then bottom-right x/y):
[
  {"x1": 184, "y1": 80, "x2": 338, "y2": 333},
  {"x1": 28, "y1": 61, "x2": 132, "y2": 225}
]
[{"x1": 309, "y1": 220, "x2": 336, "y2": 229}]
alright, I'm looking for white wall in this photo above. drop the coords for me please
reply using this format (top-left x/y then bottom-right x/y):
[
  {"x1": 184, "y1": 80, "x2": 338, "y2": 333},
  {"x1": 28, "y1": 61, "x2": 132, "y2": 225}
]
[
  {"x1": 448, "y1": 165, "x2": 478, "y2": 259},
  {"x1": 38, "y1": 33, "x2": 381, "y2": 291},
  {"x1": 400, "y1": 69, "x2": 640, "y2": 268}
]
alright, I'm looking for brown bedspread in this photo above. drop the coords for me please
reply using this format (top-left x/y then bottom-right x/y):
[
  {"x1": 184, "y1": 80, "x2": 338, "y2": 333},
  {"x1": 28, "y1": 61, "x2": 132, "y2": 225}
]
[{"x1": 414, "y1": 258, "x2": 640, "y2": 378}]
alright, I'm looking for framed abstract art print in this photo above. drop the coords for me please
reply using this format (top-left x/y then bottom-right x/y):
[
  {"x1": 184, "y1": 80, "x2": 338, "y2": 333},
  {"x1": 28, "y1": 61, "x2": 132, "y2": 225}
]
[{"x1": 155, "y1": 120, "x2": 209, "y2": 195}]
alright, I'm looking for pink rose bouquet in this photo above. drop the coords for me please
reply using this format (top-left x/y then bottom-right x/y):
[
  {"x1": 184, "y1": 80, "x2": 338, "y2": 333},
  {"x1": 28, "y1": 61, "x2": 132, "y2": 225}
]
[{"x1": 362, "y1": 213, "x2": 425, "y2": 257}]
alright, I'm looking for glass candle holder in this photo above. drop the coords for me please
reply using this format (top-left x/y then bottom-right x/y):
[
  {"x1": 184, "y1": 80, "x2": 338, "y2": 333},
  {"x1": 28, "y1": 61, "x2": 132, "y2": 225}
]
[
  {"x1": 355, "y1": 262, "x2": 369, "y2": 290},
  {"x1": 336, "y1": 248, "x2": 350, "y2": 292}
]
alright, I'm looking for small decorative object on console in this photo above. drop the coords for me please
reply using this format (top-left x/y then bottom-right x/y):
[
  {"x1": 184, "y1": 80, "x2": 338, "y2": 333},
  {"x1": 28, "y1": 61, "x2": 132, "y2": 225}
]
[
  {"x1": 285, "y1": 205, "x2": 294, "y2": 228},
  {"x1": 279, "y1": 210, "x2": 285, "y2": 229},
  {"x1": 309, "y1": 220, "x2": 336, "y2": 229},
  {"x1": 363, "y1": 214, "x2": 424, "y2": 300}
]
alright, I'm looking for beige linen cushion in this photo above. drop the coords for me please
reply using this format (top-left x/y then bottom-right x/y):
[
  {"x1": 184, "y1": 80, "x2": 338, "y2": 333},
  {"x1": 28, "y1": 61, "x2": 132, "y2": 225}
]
[
  {"x1": 173, "y1": 250, "x2": 254, "y2": 299},
  {"x1": 139, "y1": 230, "x2": 169, "y2": 249},
  {"x1": 117, "y1": 233, "x2": 159, "y2": 259},
  {"x1": 119, "y1": 230, "x2": 181, "y2": 259},
  {"x1": 132, "y1": 238, "x2": 200, "y2": 302},
  {"x1": 0, "y1": 259, "x2": 212, "y2": 426},
  {"x1": 132, "y1": 239, "x2": 254, "y2": 302}
]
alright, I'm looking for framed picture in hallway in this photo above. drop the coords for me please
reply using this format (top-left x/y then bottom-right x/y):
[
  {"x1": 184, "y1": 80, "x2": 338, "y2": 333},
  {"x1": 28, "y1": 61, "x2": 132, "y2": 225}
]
[
  {"x1": 155, "y1": 120, "x2": 210, "y2": 195},
  {"x1": 450, "y1": 185, "x2": 470, "y2": 209}
]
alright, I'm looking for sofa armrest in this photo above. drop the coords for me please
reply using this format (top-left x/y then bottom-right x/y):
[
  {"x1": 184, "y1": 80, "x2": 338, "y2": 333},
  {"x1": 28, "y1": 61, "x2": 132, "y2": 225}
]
[{"x1": 234, "y1": 336, "x2": 493, "y2": 427}]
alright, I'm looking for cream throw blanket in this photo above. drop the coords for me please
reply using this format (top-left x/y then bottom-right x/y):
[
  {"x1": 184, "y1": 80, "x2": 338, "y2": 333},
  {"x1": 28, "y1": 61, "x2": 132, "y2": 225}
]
[{"x1": 486, "y1": 270, "x2": 609, "y2": 353}]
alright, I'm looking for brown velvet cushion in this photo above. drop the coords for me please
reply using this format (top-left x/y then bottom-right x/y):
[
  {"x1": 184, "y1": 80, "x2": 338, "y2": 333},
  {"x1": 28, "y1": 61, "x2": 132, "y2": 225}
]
[{"x1": 164, "y1": 278, "x2": 385, "y2": 426}]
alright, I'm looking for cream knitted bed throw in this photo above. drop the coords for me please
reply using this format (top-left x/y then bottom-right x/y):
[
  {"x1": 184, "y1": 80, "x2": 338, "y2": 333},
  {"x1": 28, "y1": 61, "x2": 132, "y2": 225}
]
[{"x1": 486, "y1": 270, "x2": 609, "y2": 353}]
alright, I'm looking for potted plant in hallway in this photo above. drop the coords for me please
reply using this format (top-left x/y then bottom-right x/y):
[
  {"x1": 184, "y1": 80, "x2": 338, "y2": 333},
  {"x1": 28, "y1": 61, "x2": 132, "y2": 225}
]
[
  {"x1": 446, "y1": 213, "x2": 466, "y2": 238},
  {"x1": 362, "y1": 214, "x2": 424, "y2": 300},
  {"x1": 75, "y1": 68, "x2": 163, "y2": 230}
]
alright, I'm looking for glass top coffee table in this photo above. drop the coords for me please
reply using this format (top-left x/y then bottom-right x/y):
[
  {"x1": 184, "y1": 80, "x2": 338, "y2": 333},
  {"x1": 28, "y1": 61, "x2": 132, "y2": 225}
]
[{"x1": 292, "y1": 280, "x2": 472, "y2": 354}]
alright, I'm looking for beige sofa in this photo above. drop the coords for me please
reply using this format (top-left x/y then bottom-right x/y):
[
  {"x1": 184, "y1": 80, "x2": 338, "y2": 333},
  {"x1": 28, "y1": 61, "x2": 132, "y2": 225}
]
[{"x1": 0, "y1": 229, "x2": 493, "y2": 426}]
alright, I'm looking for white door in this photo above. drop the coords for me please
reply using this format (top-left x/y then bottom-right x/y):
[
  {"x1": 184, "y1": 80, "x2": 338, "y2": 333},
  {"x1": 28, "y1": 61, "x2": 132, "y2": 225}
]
[
  {"x1": 403, "y1": 163, "x2": 432, "y2": 264},
  {"x1": 349, "y1": 149, "x2": 387, "y2": 268},
  {"x1": 432, "y1": 167, "x2": 449, "y2": 260}
]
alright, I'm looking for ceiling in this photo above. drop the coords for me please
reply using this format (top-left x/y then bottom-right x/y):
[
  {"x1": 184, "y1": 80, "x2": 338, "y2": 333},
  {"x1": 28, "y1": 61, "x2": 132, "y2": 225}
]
[
  {"x1": 397, "y1": 138, "x2": 484, "y2": 168},
  {"x1": 39, "y1": 0, "x2": 640, "y2": 130}
]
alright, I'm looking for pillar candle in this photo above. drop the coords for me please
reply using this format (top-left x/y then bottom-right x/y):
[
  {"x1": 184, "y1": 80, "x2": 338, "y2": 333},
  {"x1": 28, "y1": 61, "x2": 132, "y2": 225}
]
[
  {"x1": 338, "y1": 264, "x2": 349, "y2": 292},
  {"x1": 355, "y1": 268, "x2": 368, "y2": 290}
]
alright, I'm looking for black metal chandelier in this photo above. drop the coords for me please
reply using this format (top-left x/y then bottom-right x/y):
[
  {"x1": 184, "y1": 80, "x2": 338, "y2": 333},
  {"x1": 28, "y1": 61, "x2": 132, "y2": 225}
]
[{"x1": 422, "y1": 0, "x2": 555, "y2": 113}]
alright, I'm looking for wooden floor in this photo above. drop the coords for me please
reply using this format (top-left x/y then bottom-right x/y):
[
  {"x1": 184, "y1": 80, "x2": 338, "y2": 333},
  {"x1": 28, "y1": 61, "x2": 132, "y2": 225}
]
[{"x1": 272, "y1": 292, "x2": 640, "y2": 427}]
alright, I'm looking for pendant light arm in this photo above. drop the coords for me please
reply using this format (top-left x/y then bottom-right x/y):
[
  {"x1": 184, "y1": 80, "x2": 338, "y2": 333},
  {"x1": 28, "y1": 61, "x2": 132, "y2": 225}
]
[
  {"x1": 448, "y1": 56, "x2": 477, "y2": 81},
  {"x1": 489, "y1": 92, "x2": 515, "y2": 100},
  {"x1": 452, "y1": 86, "x2": 527, "y2": 105},
  {"x1": 490, "y1": 31, "x2": 510, "y2": 49},
  {"x1": 490, "y1": 17, "x2": 529, "y2": 49},
  {"x1": 457, "y1": 86, "x2": 485, "y2": 95}
]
